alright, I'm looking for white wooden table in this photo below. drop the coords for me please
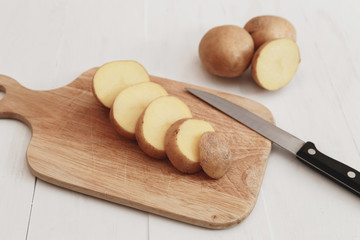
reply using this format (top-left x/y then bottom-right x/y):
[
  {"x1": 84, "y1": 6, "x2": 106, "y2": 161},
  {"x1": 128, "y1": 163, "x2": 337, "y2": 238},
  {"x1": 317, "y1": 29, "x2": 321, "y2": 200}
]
[{"x1": 1, "y1": 0, "x2": 360, "y2": 239}]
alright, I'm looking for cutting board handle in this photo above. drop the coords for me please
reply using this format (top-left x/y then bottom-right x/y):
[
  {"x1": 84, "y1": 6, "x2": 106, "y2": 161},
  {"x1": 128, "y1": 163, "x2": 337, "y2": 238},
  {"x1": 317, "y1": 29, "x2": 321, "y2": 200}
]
[{"x1": 0, "y1": 74, "x2": 34, "y2": 126}]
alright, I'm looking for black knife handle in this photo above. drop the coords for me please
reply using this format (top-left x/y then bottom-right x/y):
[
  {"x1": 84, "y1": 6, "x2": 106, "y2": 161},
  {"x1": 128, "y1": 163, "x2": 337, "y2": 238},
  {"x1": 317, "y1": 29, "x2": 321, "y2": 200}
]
[{"x1": 296, "y1": 142, "x2": 360, "y2": 197}]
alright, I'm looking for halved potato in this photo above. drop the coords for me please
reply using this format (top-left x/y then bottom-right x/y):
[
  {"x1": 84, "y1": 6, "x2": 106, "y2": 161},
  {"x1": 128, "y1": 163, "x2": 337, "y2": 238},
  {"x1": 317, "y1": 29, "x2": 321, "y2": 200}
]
[
  {"x1": 135, "y1": 96, "x2": 192, "y2": 159},
  {"x1": 110, "y1": 82, "x2": 168, "y2": 139},
  {"x1": 251, "y1": 38, "x2": 300, "y2": 90},
  {"x1": 93, "y1": 60, "x2": 150, "y2": 108},
  {"x1": 165, "y1": 118, "x2": 215, "y2": 174}
]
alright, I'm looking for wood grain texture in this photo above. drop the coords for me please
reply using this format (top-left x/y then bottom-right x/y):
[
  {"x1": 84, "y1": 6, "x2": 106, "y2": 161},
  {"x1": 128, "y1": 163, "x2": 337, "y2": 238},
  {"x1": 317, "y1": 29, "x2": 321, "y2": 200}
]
[{"x1": 0, "y1": 68, "x2": 273, "y2": 229}]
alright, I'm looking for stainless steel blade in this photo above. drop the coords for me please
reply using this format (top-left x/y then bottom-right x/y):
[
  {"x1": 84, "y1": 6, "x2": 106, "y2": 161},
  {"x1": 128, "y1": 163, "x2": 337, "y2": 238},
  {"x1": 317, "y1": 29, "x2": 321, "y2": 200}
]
[{"x1": 186, "y1": 88, "x2": 305, "y2": 155}]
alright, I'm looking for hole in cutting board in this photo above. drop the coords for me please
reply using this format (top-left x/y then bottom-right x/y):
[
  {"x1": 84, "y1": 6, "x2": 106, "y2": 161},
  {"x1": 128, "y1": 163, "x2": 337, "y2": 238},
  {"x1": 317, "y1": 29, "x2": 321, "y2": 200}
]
[{"x1": 0, "y1": 86, "x2": 5, "y2": 100}]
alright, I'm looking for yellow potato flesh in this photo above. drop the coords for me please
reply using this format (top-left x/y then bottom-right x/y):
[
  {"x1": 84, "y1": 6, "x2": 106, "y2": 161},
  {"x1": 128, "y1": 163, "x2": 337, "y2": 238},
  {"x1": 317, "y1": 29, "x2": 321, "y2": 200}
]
[
  {"x1": 143, "y1": 96, "x2": 192, "y2": 150},
  {"x1": 177, "y1": 119, "x2": 215, "y2": 162},
  {"x1": 112, "y1": 82, "x2": 168, "y2": 134},
  {"x1": 255, "y1": 39, "x2": 300, "y2": 90},
  {"x1": 93, "y1": 61, "x2": 150, "y2": 108}
]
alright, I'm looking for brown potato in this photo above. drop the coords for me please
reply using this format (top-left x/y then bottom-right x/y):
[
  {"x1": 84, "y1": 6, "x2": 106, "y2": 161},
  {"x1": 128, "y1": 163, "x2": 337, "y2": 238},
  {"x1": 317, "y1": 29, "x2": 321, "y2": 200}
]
[
  {"x1": 244, "y1": 15, "x2": 296, "y2": 50},
  {"x1": 198, "y1": 25, "x2": 254, "y2": 78},
  {"x1": 165, "y1": 118, "x2": 215, "y2": 174},
  {"x1": 199, "y1": 132, "x2": 232, "y2": 179},
  {"x1": 251, "y1": 38, "x2": 300, "y2": 90}
]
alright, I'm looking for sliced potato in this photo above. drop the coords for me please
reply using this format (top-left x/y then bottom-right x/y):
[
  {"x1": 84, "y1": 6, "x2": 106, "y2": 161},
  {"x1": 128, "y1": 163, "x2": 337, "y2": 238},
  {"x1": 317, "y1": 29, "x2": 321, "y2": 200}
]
[
  {"x1": 110, "y1": 82, "x2": 168, "y2": 139},
  {"x1": 244, "y1": 15, "x2": 296, "y2": 49},
  {"x1": 199, "y1": 132, "x2": 232, "y2": 179},
  {"x1": 165, "y1": 118, "x2": 215, "y2": 174},
  {"x1": 251, "y1": 38, "x2": 300, "y2": 90},
  {"x1": 135, "y1": 95, "x2": 192, "y2": 159},
  {"x1": 93, "y1": 60, "x2": 150, "y2": 108}
]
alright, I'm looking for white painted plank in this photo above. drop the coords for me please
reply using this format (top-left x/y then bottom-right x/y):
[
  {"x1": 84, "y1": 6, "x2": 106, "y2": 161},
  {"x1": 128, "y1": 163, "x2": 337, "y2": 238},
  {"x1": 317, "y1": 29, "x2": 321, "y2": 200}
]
[
  {"x1": 0, "y1": 0, "x2": 151, "y2": 239},
  {"x1": 0, "y1": 120, "x2": 34, "y2": 239},
  {"x1": 249, "y1": 2, "x2": 360, "y2": 239},
  {"x1": 1, "y1": 0, "x2": 360, "y2": 239},
  {"x1": 145, "y1": 0, "x2": 360, "y2": 239},
  {"x1": 26, "y1": 180, "x2": 148, "y2": 240}
]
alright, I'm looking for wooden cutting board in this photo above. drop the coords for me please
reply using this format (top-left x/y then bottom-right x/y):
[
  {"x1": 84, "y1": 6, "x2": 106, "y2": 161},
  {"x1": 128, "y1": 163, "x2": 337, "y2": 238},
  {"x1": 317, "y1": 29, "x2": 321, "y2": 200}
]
[{"x1": 0, "y1": 68, "x2": 273, "y2": 229}]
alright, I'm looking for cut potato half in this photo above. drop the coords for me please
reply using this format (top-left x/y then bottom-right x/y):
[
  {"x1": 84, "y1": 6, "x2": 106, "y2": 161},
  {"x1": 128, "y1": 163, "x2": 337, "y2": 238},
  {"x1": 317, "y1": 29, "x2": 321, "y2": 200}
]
[
  {"x1": 110, "y1": 82, "x2": 168, "y2": 139},
  {"x1": 251, "y1": 38, "x2": 300, "y2": 90},
  {"x1": 165, "y1": 118, "x2": 215, "y2": 174},
  {"x1": 93, "y1": 60, "x2": 150, "y2": 108},
  {"x1": 136, "y1": 96, "x2": 192, "y2": 159}
]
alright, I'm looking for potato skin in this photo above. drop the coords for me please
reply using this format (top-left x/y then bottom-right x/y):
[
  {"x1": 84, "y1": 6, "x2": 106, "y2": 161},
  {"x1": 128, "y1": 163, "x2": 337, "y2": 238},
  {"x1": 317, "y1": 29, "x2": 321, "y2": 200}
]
[
  {"x1": 199, "y1": 132, "x2": 232, "y2": 179},
  {"x1": 135, "y1": 111, "x2": 167, "y2": 159},
  {"x1": 199, "y1": 25, "x2": 254, "y2": 78},
  {"x1": 165, "y1": 119, "x2": 202, "y2": 174},
  {"x1": 109, "y1": 107, "x2": 135, "y2": 140},
  {"x1": 251, "y1": 39, "x2": 270, "y2": 89},
  {"x1": 92, "y1": 83, "x2": 103, "y2": 107},
  {"x1": 244, "y1": 15, "x2": 296, "y2": 49}
]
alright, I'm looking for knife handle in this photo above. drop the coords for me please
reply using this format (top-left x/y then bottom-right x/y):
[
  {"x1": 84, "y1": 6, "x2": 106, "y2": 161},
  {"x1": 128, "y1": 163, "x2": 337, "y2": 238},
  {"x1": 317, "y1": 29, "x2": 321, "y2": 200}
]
[{"x1": 296, "y1": 142, "x2": 360, "y2": 197}]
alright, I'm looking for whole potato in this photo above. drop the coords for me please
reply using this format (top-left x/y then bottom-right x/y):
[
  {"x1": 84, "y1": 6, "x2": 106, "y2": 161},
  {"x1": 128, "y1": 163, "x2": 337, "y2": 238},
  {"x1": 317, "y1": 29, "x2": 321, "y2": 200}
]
[
  {"x1": 198, "y1": 25, "x2": 254, "y2": 78},
  {"x1": 244, "y1": 15, "x2": 296, "y2": 49}
]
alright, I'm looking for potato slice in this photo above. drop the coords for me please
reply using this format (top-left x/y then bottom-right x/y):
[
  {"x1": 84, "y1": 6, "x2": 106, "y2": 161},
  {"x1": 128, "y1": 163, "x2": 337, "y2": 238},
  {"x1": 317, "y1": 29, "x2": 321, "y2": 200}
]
[
  {"x1": 165, "y1": 118, "x2": 215, "y2": 174},
  {"x1": 199, "y1": 132, "x2": 232, "y2": 179},
  {"x1": 251, "y1": 38, "x2": 300, "y2": 90},
  {"x1": 93, "y1": 60, "x2": 150, "y2": 108},
  {"x1": 136, "y1": 96, "x2": 192, "y2": 159},
  {"x1": 110, "y1": 82, "x2": 168, "y2": 139}
]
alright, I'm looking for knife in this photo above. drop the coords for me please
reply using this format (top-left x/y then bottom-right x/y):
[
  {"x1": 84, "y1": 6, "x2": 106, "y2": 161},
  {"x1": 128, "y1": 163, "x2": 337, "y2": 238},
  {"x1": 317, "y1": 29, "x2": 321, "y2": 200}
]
[{"x1": 186, "y1": 87, "x2": 360, "y2": 197}]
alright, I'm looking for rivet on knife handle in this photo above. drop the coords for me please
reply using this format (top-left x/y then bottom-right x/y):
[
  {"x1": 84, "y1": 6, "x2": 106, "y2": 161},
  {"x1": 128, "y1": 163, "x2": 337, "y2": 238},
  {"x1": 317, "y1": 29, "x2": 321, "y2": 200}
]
[{"x1": 296, "y1": 142, "x2": 360, "y2": 196}]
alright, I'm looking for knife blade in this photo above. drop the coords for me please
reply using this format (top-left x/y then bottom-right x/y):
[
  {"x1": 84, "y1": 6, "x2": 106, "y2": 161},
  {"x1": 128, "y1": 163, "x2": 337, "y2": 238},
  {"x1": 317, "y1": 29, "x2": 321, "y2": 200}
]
[{"x1": 186, "y1": 87, "x2": 360, "y2": 197}]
